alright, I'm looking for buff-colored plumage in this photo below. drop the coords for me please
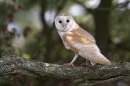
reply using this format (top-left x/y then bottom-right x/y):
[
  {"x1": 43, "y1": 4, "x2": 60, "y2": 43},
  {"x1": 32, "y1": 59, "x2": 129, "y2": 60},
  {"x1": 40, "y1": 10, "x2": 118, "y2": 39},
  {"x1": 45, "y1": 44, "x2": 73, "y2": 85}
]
[{"x1": 55, "y1": 14, "x2": 111, "y2": 66}]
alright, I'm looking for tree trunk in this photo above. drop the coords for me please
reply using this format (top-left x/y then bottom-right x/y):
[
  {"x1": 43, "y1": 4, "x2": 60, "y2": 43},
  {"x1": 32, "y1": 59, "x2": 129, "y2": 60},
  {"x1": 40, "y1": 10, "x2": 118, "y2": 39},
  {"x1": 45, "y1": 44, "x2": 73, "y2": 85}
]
[{"x1": 94, "y1": 0, "x2": 112, "y2": 56}]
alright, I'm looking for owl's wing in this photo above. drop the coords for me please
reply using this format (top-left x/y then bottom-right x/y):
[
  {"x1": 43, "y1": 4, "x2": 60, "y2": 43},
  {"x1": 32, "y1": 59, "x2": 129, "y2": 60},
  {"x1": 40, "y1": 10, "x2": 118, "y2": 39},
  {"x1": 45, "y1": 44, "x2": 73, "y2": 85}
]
[
  {"x1": 72, "y1": 28, "x2": 96, "y2": 42},
  {"x1": 63, "y1": 33, "x2": 111, "y2": 65},
  {"x1": 74, "y1": 43, "x2": 111, "y2": 65}
]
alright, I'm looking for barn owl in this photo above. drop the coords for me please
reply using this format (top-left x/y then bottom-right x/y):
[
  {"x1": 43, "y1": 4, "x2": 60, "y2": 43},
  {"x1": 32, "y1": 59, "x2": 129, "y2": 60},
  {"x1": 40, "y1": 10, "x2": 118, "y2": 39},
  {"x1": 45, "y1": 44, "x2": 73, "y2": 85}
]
[{"x1": 55, "y1": 14, "x2": 111, "y2": 66}]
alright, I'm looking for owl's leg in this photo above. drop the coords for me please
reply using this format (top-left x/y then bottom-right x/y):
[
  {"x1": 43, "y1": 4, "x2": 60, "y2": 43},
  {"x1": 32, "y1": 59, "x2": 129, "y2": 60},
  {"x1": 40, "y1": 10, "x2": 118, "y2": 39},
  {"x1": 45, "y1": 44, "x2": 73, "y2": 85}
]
[
  {"x1": 90, "y1": 61, "x2": 96, "y2": 66},
  {"x1": 70, "y1": 54, "x2": 78, "y2": 65},
  {"x1": 81, "y1": 60, "x2": 91, "y2": 66},
  {"x1": 90, "y1": 61, "x2": 103, "y2": 68},
  {"x1": 64, "y1": 54, "x2": 78, "y2": 66}
]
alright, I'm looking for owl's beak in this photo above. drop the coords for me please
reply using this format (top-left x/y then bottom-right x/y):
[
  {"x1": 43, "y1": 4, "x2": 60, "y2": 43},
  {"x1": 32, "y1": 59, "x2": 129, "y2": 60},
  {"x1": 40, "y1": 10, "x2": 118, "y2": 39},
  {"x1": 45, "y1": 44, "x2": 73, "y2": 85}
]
[
  {"x1": 62, "y1": 24, "x2": 66, "y2": 28},
  {"x1": 63, "y1": 25, "x2": 66, "y2": 28}
]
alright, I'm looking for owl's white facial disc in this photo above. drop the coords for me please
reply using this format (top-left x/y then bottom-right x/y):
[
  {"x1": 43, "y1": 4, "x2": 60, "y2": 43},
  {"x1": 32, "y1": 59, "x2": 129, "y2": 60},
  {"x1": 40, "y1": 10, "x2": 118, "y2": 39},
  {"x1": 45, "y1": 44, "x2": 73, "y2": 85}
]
[{"x1": 55, "y1": 14, "x2": 73, "y2": 32}]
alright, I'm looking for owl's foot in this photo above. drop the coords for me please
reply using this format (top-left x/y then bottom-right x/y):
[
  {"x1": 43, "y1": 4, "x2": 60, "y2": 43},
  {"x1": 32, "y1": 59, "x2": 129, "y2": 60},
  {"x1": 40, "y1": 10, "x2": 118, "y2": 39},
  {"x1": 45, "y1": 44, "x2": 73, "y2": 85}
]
[
  {"x1": 80, "y1": 63, "x2": 90, "y2": 66},
  {"x1": 81, "y1": 60, "x2": 92, "y2": 66},
  {"x1": 63, "y1": 63, "x2": 74, "y2": 66},
  {"x1": 81, "y1": 63, "x2": 103, "y2": 68}
]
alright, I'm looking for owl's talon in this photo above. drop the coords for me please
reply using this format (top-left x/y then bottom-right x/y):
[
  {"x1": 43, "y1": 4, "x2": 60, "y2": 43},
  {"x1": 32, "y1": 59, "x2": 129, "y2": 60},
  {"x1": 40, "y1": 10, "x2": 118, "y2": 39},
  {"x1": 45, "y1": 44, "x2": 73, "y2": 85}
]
[
  {"x1": 81, "y1": 63, "x2": 103, "y2": 68},
  {"x1": 81, "y1": 60, "x2": 92, "y2": 66},
  {"x1": 63, "y1": 63, "x2": 74, "y2": 66},
  {"x1": 80, "y1": 63, "x2": 90, "y2": 66}
]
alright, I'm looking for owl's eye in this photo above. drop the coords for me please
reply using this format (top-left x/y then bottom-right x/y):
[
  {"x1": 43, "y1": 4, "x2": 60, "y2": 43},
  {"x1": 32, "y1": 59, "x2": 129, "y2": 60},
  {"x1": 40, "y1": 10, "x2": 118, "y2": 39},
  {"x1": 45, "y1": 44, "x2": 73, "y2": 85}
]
[
  {"x1": 59, "y1": 20, "x2": 62, "y2": 23},
  {"x1": 66, "y1": 20, "x2": 69, "y2": 22}
]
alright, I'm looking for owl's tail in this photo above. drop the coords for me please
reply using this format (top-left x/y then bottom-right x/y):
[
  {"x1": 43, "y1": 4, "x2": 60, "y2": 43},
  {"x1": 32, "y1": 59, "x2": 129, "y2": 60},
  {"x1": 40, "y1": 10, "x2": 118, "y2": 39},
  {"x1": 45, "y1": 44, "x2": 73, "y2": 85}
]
[
  {"x1": 96, "y1": 53, "x2": 111, "y2": 65},
  {"x1": 80, "y1": 51, "x2": 111, "y2": 66}
]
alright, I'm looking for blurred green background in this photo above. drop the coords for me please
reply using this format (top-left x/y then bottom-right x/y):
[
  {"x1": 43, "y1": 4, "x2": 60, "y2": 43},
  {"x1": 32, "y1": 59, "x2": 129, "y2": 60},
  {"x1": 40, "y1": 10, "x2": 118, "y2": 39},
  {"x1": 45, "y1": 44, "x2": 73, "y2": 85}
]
[{"x1": 0, "y1": 0, "x2": 130, "y2": 86}]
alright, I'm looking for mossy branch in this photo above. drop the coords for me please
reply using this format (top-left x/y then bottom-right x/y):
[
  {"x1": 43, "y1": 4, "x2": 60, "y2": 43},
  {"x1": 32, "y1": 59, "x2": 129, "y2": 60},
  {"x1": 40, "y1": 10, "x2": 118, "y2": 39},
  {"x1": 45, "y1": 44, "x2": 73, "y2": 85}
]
[{"x1": 0, "y1": 54, "x2": 130, "y2": 86}]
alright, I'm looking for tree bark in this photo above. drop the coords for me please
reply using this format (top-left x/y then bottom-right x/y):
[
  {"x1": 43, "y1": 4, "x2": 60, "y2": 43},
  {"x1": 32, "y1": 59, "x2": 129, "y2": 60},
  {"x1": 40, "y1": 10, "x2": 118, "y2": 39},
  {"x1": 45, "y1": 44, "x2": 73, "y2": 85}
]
[{"x1": 1, "y1": 54, "x2": 130, "y2": 86}]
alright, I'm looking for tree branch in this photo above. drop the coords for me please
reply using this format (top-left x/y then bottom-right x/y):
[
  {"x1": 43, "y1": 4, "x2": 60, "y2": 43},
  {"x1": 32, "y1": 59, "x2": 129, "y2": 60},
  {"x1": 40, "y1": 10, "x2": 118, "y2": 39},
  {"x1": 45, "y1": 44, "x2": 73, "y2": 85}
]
[{"x1": 0, "y1": 54, "x2": 130, "y2": 86}]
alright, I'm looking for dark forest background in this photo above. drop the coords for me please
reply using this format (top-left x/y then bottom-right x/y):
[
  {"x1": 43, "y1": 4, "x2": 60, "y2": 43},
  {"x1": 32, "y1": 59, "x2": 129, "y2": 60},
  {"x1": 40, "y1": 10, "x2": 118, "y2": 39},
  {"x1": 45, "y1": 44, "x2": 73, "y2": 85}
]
[{"x1": 0, "y1": 0, "x2": 130, "y2": 86}]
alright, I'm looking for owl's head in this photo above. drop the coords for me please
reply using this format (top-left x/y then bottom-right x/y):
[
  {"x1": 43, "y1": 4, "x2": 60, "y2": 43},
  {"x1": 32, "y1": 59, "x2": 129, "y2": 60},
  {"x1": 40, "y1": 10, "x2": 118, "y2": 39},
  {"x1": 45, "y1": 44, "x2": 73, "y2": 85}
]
[{"x1": 55, "y1": 14, "x2": 74, "y2": 32}]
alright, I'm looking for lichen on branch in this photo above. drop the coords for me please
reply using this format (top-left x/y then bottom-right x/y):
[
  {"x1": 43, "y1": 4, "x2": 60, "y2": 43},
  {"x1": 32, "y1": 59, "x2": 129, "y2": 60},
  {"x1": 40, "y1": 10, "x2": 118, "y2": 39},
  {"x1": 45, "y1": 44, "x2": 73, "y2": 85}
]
[{"x1": 0, "y1": 54, "x2": 130, "y2": 86}]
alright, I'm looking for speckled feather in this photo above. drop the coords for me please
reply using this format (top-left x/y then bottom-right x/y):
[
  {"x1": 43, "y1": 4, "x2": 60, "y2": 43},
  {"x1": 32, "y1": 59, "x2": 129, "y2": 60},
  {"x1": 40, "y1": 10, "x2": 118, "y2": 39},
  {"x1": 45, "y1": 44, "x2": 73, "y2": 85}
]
[{"x1": 72, "y1": 28, "x2": 96, "y2": 43}]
